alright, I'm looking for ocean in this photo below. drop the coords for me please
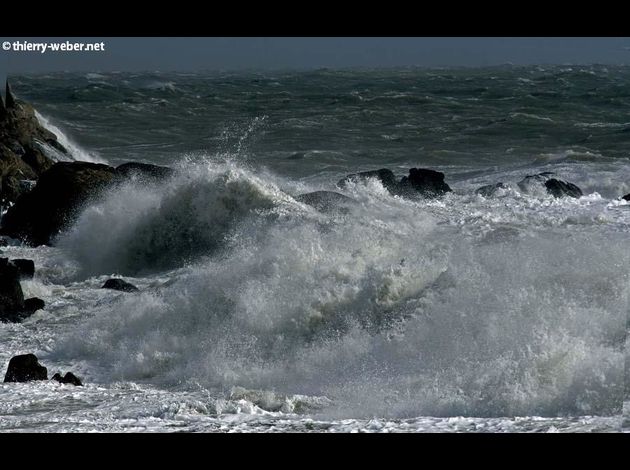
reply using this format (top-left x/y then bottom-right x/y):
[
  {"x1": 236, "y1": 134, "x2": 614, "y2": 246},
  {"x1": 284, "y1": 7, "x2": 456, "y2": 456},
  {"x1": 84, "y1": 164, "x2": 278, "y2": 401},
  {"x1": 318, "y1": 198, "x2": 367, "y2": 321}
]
[{"x1": 1, "y1": 65, "x2": 628, "y2": 432}]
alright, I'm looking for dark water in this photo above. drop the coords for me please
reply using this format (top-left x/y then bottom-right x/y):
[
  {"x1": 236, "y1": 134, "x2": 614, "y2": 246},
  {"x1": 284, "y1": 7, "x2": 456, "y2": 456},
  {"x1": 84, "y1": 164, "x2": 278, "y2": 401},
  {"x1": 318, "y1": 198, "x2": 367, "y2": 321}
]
[{"x1": 12, "y1": 66, "x2": 630, "y2": 184}]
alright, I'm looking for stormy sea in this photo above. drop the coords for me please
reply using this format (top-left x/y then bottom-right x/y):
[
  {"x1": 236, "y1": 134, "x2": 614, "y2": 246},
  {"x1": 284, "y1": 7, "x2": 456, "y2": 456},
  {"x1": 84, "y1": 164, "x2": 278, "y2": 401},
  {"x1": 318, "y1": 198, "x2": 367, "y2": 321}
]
[{"x1": 1, "y1": 65, "x2": 629, "y2": 432}]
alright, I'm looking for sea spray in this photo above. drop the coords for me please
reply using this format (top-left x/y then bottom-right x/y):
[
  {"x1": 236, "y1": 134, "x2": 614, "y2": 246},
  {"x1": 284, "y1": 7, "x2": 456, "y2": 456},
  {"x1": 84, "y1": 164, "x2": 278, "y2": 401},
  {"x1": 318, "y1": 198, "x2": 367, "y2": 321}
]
[
  {"x1": 49, "y1": 160, "x2": 628, "y2": 418},
  {"x1": 34, "y1": 110, "x2": 107, "y2": 164}
]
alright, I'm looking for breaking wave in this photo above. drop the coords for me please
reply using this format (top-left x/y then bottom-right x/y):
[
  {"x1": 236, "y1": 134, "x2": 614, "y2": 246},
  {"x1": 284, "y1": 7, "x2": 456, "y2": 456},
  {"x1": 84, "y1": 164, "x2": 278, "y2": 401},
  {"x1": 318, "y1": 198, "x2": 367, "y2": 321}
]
[{"x1": 49, "y1": 160, "x2": 628, "y2": 418}]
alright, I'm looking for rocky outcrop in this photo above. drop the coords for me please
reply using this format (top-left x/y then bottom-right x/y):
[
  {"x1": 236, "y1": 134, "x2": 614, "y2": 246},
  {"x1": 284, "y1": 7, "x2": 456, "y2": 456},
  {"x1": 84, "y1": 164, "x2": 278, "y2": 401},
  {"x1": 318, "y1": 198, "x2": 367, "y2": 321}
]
[
  {"x1": 476, "y1": 182, "x2": 507, "y2": 197},
  {"x1": 3, "y1": 354, "x2": 48, "y2": 382},
  {"x1": 0, "y1": 162, "x2": 116, "y2": 246},
  {"x1": 517, "y1": 172, "x2": 554, "y2": 192},
  {"x1": 399, "y1": 168, "x2": 452, "y2": 197},
  {"x1": 544, "y1": 178, "x2": 583, "y2": 198},
  {"x1": 1, "y1": 80, "x2": 66, "y2": 206},
  {"x1": 295, "y1": 191, "x2": 356, "y2": 213},
  {"x1": 0, "y1": 258, "x2": 24, "y2": 322},
  {"x1": 3, "y1": 354, "x2": 83, "y2": 385},
  {"x1": 102, "y1": 278, "x2": 139, "y2": 292},
  {"x1": 0, "y1": 84, "x2": 196, "y2": 251},
  {"x1": 52, "y1": 371, "x2": 82, "y2": 386},
  {"x1": 0, "y1": 258, "x2": 43, "y2": 322},
  {"x1": 517, "y1": 172, "x2": 583, "y2": 198},
  {"x1": 622, "y1": 193, "x2": 629, "y2": 201},
  {"x1": 337, "y1": 167, "x2": 452, "y2": 198}
]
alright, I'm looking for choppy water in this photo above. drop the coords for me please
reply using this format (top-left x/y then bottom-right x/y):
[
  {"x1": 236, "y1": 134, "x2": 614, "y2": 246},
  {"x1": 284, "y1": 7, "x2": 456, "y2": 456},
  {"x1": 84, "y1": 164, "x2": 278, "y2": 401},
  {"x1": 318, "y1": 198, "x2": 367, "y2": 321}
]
[{"x1": 1, "y1": 66, "x2": 629, "y2": 432}]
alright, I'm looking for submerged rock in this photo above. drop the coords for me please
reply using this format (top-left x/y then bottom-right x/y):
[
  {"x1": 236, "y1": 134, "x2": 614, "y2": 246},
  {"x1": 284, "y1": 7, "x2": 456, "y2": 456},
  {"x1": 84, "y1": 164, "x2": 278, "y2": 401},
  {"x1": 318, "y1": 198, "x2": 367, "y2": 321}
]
[
  {"x1": 475, "y1": 182, "x2": 507, "y2": 197},
  {"x1": 517, "y1": 172, "x2": 555, "y2": 192},
  {"x1": 544, "y1": 179, "x2": 583, "y2": 198},
  {"x1": 52, "y1": 372, "x2": 82, "y2": 386},
  {"x1": 0, "y1": 161, "x2": 117, "y2": 246},
  {"x1": 295, "y1": 191, "x2": 355, "y2": 213},
  {"x1": 337, "y1": 167, "x2": 453, "y2": 198},
  {"x1": 11, "y1": 258, "x2": 35, "y2": 279},
  {"x1": 337, "y1": 168, "x2": 399, "y2": 193},
  {"x1": 102, "y1": 278, "x2": 139, "y2": 292},
  {"x1": 399, "y1": 168, "x2": 452, "y2": 197},
  {"x1": 517, "y1": 172, "x2": 583, "y2": 198},
  {"x1": 3, "y1": 354, "x2": 48, "y2": 382},
  {"x1": 115, "y1": 162, "x2": 175, "y2": 181}
]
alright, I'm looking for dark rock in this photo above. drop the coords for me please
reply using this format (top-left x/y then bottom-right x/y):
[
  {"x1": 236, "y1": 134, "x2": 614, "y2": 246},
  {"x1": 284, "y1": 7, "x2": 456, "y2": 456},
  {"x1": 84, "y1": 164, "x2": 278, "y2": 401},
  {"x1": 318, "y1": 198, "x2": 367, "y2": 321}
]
[
  {"x1": 476, "y1": 182, "x2": 507, "y2": 197},
  {"x1": 400, "y1": 168, "x2": 452, "y2": 197},
  {"x1": 3, "y1": 354, "x2": 48, "y2": 382},
  {"x1": 0, "y1": 162, "x2": 117, "y2": 246},
  {"x1": 295, "y1": 191, "x2": 356, "y2": 213},
  {"x1": 517, "y1": 172, "x2": 555, "y2": 192},
  {"x1": 115, "y1": 162, "x2": 174, "y2": 181},
  {"x1": 52, "y1": 371, "x2": 82, "y2": 386},
  {"x1": 1, "y1": 80, "x2": 70, "y2": 205},
  {"x1": 24, "y1": 297, "x2": 45, "y2": 312},
  {"x1": 22, "y1": 146, "x2": 55, "y2": 175},
  {"x1": 1, "y1": 138, "x2": 38, "y2": 204},
  {"x1": 336, "y1": 167, "x2": 453, "y2": 199},
  {"x1": 544, "y1": 179, "x2": 583, "y2": 198},
  {"x1": 0, "y1": 93, "x2": 6, "y2": 121},
  {"x1": 9, "y1": 142, "x2": 25, "y2": 156},
  {"x1": 517, "y1": 172, "x2": 582, "y2": 198},
  {"x1": 5, "y1": 80, "x2": 17, "y2": 109},
  {"x1": 0, "y1": 175, "x2": 25, "y2": 203},
  {"x1": 0, "y1": 258, "x2": 40, "y2": 322},
  {"x1": 11, "y1": 258, "x2": 35, "y2": 279},
  {"x1": 622, "y1": 193, "x2": 630, "y2": 201},
  {"x1": 337, "y1": 168, "x2": 399, "y2": 193},
  {"x1": 62, "y1": 372, "x2": 82, "y2": 386},
  {"x1": 0, "y1": 257, "x2": 25, "y2": 322},
  {"x1": 102, "y1": 278, "x2": 139, "y2": 292}
]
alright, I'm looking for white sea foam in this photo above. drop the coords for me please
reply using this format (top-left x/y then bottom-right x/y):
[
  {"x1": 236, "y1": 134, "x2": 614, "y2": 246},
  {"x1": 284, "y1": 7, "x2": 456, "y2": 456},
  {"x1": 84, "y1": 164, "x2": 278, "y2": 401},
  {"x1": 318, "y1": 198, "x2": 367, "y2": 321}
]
[{"x1": 43, "y1": 161, "x2": 628, "y2": 419}]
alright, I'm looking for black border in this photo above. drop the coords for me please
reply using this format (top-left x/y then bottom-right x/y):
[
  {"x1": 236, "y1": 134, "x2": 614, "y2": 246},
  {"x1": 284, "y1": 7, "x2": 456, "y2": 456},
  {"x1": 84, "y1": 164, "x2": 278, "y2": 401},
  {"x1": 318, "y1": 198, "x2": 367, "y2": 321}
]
[
  {"x1": 2, "y1": 4, "x2": 630, "y2": 36},
  {"x1": 1, "y1": 1, "x2": 629, "y2": 447},
  {"x1": 0, "y1": 432, "x2": 627, "y2": 463}
]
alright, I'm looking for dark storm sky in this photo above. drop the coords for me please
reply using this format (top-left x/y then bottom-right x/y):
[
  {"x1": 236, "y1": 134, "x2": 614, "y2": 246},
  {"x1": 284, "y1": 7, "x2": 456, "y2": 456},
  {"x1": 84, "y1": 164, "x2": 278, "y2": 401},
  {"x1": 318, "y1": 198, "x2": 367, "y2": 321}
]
[{"x1": 2, "y1": 37, "x2": 630, "y2": 77}]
